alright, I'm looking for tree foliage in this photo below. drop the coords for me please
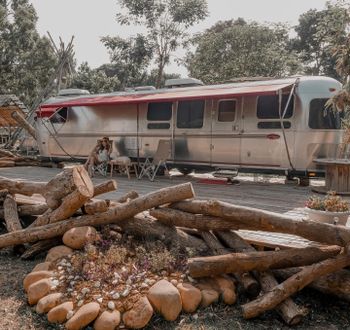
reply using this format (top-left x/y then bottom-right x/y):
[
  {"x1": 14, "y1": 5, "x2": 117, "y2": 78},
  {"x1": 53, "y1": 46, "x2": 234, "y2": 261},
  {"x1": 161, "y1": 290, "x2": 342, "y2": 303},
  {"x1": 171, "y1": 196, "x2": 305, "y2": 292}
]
[
  {"x1": 292, "y1": 1, "x2": 349, "y2": 79},
  {"x1": 114, "y1": 0, "x2": 208, "y2": 87},
  {"x1": 186, "y1": 19, "x2": 300, "y2": 84},
  {"x1": 0, "y1": 0, "x2": 57, "y2": 107}
]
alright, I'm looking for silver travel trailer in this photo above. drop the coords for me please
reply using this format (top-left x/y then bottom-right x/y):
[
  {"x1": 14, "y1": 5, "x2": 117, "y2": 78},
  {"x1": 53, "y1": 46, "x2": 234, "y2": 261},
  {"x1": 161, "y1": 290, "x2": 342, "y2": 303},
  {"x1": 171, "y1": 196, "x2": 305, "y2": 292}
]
[{"x1": 36, "y1": 76, "x2": 343, "y2": 180}]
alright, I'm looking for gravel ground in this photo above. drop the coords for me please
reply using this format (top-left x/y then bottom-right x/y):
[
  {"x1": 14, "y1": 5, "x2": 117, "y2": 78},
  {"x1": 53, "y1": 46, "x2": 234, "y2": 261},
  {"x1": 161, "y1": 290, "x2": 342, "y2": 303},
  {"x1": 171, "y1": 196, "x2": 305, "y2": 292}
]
[{"x1": 1, "y1": 244, "x2": 350, "y2": 330}]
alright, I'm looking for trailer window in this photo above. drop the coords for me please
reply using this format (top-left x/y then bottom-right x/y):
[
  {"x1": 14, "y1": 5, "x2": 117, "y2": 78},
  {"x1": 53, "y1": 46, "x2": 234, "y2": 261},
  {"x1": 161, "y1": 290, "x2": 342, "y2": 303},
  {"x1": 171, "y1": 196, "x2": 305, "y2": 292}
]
[
  {"x1": 218, "y1": 100, "x2": 236, "y2": 122},
  {"x1": 257, "y1": 95, "x2": 294, "y2": 119},
  {"x1": 258, "y1": 121, "x2": 291, "y2": 129},
  {"x1": 49, "y1": 107, "x2": 68, "y2": 124},
  {"x1": 177, "y1": 100, "x2": 204, "y2": 129},
  {"x1": 147, "y1": 102, "x2": 172, "y2": 121},
  {"x1": 309, "y1": 99, "x2": 342, "y2": 129}
]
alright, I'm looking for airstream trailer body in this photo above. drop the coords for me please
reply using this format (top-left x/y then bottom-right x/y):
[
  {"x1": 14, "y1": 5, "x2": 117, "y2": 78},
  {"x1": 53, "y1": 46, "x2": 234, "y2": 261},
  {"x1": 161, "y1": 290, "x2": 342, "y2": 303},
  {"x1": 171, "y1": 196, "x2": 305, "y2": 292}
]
[{"x1": 36, "y1": 76, "x2": 343, "y2": 179}]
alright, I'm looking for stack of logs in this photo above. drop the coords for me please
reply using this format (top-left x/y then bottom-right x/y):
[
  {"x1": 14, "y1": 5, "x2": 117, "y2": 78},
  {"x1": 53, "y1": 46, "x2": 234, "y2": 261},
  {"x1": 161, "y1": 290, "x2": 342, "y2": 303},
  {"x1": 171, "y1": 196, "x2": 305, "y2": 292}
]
[
  {"x1": 0, "y1": 149, "x2": 40, "y2": 167},
  {"x1": 1, "y1": 165, "x2": 350, "y2": 325}
]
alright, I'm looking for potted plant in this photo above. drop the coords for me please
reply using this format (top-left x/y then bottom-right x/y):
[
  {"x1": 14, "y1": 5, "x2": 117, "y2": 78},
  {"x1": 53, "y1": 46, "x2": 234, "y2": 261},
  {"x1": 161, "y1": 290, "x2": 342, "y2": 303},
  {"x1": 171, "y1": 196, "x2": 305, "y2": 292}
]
[{"x1": 305, "y1": 191, "x2": 350, "y2": 225}]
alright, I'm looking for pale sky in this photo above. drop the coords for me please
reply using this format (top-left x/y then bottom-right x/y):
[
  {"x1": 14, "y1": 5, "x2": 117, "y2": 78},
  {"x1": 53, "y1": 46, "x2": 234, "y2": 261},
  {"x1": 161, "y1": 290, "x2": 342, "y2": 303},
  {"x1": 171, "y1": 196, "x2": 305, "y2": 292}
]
[{"x1": 30, "y1": 0, "x2": 330, "y2": 76}]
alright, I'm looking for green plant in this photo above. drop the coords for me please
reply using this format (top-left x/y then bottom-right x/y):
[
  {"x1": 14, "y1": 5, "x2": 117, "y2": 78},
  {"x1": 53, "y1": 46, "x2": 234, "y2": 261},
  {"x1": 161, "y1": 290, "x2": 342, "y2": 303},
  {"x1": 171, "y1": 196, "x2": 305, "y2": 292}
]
[{"x1": 305, "y1": 191, "x2": 349, "y2": 212}]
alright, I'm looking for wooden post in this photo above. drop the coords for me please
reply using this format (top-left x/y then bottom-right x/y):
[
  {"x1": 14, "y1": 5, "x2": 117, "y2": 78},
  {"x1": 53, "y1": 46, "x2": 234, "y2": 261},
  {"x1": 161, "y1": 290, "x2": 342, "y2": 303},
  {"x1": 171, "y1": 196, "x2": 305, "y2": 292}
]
[
  {"x1": 242, "y1": 252, "x2": 350, "y2": 319},
  {"x1": 11, "y1": 111, "x2": 37, "y2": 140},
  {"x1": 200, "y1": 231, "x2": 260, "y2": 297},
  {"x1": 0, "y1": 182, "x2": 195, "y2": 248}
]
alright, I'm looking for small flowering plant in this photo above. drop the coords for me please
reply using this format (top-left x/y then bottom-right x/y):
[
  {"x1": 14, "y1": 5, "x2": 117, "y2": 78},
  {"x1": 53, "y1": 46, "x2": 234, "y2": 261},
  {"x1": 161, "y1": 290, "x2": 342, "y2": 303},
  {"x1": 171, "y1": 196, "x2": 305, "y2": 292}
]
[{"x1": 305, "y1": 191, "x2": 349, "y2": 212}]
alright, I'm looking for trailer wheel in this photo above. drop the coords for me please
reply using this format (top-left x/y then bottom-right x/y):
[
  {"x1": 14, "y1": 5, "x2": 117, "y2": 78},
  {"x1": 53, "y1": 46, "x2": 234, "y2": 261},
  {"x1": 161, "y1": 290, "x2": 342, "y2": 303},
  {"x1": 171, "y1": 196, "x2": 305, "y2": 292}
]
[{"x1": 298, "y1": 177, "x2": 310, "y2": 187}]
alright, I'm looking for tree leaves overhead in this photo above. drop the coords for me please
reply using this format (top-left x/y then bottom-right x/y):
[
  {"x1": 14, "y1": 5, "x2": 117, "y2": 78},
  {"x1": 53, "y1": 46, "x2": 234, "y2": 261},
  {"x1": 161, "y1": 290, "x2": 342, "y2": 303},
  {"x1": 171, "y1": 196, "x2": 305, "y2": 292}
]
[
  {"x1": 0, "y1": 0, "x2": 57, "y2": 107},
  {"x1": 185, "y1": 19, "x2": 300, "y2": 84}
]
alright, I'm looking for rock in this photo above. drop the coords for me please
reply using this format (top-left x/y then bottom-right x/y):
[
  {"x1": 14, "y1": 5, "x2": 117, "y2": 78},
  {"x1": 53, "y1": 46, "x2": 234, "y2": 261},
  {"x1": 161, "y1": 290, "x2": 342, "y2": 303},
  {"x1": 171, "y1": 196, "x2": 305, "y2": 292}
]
[
  {"x1": 45, "y1": 245, "x2": 73, "y2": 262},
  {"x1": 147, "y1": 279, "x2": 182, "y2": 321},
  {"x1": 23, "y1": 270, "x2": 53, "y2": 292},
  {"x1": 36, "y1": 293, "x2": 63, "y2": 314},
  {"x1": 122, "y1": 297, "x2": 153, "y2": 329},
  {"x1": 177, "y1": 283, "x2": 202, "y2": 313},
  {"x1": 65, "y1": 302, "x2": 100, "y2": 330},
  {"x1": 47, "y1": 301, "x2": 74, "y2": 323},
  {"x1": 27, "y1": 278, "x2": 52, "y2": 305},
  {"x1": 94, "y1": 310, "x2": 121, "y2": 330},
  {"x1": 32, "y1": 262, "x2": 52, "y2": 272},
  {"x1": 213, "y1": 276, "x2": 236, "y2": 305},
  {"x1": 200, "y1": 289, "x2": 219, "y2": 308},
  {"x1": 63, "y1": 226, "x2": 97, "y2": 249}
]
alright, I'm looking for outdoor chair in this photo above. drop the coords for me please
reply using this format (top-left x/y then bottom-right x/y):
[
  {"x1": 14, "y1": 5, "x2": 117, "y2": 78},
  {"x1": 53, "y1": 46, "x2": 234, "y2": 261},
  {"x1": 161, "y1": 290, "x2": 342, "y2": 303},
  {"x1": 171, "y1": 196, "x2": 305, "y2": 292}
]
[
  {"x1": 138, "y1": 139, "x2": 171, "y2": 181},
  {"x1": 89, "y1": 161, "x2": 108, "y2": 177},
  {"x1": 109, "y1": 153, "x2": 138, "y2": 179}
]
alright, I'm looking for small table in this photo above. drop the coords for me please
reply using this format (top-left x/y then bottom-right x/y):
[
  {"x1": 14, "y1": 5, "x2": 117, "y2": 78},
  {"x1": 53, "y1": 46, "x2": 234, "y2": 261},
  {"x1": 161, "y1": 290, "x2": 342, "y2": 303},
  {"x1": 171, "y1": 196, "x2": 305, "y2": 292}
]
[
  {"x1": 313, "y1": 158, "x2": 350, "y2": 195},
  {"x1": 109, "y1": 159, "x2": 138, "y2": 179}
]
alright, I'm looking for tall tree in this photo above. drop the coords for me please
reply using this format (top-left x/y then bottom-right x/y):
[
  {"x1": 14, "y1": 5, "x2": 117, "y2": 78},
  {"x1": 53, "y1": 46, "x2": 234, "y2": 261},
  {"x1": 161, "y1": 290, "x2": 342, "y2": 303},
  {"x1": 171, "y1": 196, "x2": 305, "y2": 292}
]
[
  {"x1": 114, "y1": 0, "x2": 208, "y2": 88},
  {"x1": 0, "y1": 0, "x2": 57, "y2": 107},
  {"x1": 292, "y1": 1, "x2": 349, "y2": 79},
  {"x1": 185, "y1": 19, "x2": 300, "y2": 84}
]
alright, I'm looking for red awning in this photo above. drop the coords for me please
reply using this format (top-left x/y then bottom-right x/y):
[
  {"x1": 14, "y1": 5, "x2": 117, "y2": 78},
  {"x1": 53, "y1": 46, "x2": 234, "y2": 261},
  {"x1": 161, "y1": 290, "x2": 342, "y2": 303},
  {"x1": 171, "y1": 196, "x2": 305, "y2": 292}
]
[{"x1": 40, "y1": 83, "x2": 293, "y2": 111}]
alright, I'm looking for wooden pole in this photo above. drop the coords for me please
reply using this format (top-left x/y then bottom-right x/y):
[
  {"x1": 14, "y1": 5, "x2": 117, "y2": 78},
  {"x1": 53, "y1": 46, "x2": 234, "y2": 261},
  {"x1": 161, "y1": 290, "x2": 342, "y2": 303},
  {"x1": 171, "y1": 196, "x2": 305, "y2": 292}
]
[
  {"x1": 170, "y1": 200, "x2": 350, "y2": 246},
  {"x1": 11, "y1": 111, "x2": 37, "y2": 140},
  {"x1": 0, "y1": 182, "x2": 195, "y2": 248},
  {"x1": 242, "y1": 251, "x2": 350, "y2": 319},
  {"x1": 188, "y1": 245, "x2": 342, "y2": 278}
]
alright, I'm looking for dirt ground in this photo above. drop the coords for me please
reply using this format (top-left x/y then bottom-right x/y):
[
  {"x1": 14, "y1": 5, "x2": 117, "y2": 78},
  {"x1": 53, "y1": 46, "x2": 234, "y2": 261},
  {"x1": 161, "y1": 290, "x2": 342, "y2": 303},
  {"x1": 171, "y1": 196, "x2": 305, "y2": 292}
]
[{"x1": 1, "y1": 244, "x2": 350, "y2": 330}]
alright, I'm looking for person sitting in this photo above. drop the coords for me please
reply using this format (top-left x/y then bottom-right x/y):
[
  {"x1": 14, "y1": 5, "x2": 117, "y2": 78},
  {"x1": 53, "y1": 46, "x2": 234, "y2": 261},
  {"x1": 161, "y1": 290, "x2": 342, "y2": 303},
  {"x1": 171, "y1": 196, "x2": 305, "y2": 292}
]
[{"x1": 85, "y1": 137, "x2": 112, "y2": 175}]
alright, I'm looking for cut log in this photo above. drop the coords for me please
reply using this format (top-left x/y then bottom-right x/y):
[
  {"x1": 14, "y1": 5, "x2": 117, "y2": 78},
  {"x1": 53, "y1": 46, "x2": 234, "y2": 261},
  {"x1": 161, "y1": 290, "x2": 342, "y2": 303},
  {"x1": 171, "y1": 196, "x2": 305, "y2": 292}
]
[
  {"x1": 21, "y1": 237, "x2": 62, "y2": 260},
  {"x1": 0, "y1": 176, "x2": 46, "y2": 196},
  {"x1": 0, "y1": 149, "x2": 16, "y2": 158},
  {"x1": 17, "y1": 204, "x2": 49, "y2": 216},
  {"x1": 242, "y1": 251, "x2": 350, "y2": 319},
  {"x1": 200, "y1": 231, "x2": 260, "y2": 297},
  {"x1": 188, "y1": 245, "x2": 342, "y2": 278},
  {"x1": 216, "y1": 231, "x2": 304, "y2": 325},
  {"x1": 115, "y1": 191, "x2": 139, "y2": 203},
  {"x1": 113, "y1": 213, "x2": 208, "y2": 253},
  {"x1": 0, "y1": 182, "x2": 195, "y2": 248},
  {"x1": 43, "y1": 165, "x2": 93, "y2": 209},
  {"x1": 31, "y1": 187, "x2": 93, "y2": 227},
  {"x1": 83, "y1": 199, "x2": 109, "y2": 215},
  {"x1": 93, "y1": 180, "x2": 117, "y2": 197},
  {"x1": 11, "y1": 111, "x2": 37, "y2": 139},
  {"x1": 170, "y1": 200, "x2": 350, "y2": 246},
  {"x1": 0, "y1": 160, "x2": 15, "y2": 167},
  {"x1": 273, "y1": 267, "x2": 350, "y2": 302},
  {"x1": 3, "y1": 194, "x2": 25, "y2": 253}
]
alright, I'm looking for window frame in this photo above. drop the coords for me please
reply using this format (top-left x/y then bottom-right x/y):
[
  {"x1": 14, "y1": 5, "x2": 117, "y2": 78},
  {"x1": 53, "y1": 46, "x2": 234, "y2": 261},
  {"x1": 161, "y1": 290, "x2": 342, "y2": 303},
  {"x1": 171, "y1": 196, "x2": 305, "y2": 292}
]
[
  {"x1": 49, "y1": 107, "x2": 69, "y2": 124},
  {"x1": 308, "y1": 98, "x2": 342, "y2": 130},
  {"x1": 147, "y1": 102, "x2": 173, "y2": 122},
  {"x1": 217, "y1": 99, "x2": 237, "y2": 123},
  {"x1": 176, "y1": 99, "x2": 205, "y2": 129},
  {"x1": 256, "y1": 94, "x2": 294, "y2": 120}
]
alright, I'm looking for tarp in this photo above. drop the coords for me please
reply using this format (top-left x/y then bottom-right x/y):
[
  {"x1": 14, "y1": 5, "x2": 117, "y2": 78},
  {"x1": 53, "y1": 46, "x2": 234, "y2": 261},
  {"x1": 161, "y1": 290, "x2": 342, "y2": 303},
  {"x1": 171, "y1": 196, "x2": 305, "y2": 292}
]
[{"x1": 39, "y1": 82, "x2": 293, "y2": 116}]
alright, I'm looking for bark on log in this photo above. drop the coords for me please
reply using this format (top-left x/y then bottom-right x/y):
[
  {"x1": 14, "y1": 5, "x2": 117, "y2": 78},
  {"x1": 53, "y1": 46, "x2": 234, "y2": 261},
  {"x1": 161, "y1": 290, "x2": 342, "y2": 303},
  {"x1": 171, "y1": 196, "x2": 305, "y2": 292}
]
[
  {"x1": 83, "y1": 199, "x2": 109, "y2": 215},
  {"x1": 216, "y1": 230, "x2": 303, "y2": 325},
  {"x1": 273, "y1": 267, "x2": 350, "y2": 302},
  {"x1": 0, "y1": 182, "x2": 195, "y2": 248},
  {"x1": 0, "y1": 189, "x2": 9, "y2": 203},
  {"x1": 43, "y1": 165, "x2": 93, "y2": 209},
  {"x1": 200, "y1": 231, "x2": 260, "y2": 297},
  {"x1": 21, "y1": 237, "x2": 62, "y2": 260},
  {"x1": 11, "y1": 111, "x2": 37, "y2": 139},
  {"x1": 93, "y1": 180, "x2": 117, "y2": 197},
  {"x1": 0, "y1": 149, "x2": 16, "y2": 158},
  {"x1": 0, "y1": 176, "x2": 46, "y2": 196},
  {"x1": 188, "y1": 245, "x2": 342, "y2": 278},
  {"x1": 170, "y1": 200, "x2": 350, "y2": 246},
  {"x1": 115, "y1": 191, "x2": 139, "y2": 203},
  {"x1": 17, "y1": 204, "x2": 48, "y2": 216},
  {"x1": 31, "y1": 187, "x2": 93, "y2": 227},
  {"x1": 0, "y1": 160, "x2": 15, "y2": 167},
  {"x1": 242, "y1": 251, "x2": 350, "y2": 319},
  {"x1": 114, "y1": 213, "x2": 208, "y2": 253},
  {"x1": 4, "y1": 194, "x2": 25, "y2": 253}
]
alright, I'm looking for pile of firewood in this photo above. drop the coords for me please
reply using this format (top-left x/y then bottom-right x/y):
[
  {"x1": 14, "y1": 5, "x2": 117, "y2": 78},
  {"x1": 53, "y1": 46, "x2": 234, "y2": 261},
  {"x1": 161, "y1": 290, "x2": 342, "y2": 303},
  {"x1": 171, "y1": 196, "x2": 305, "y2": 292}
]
[
  {"x1": 0, "y1": 148, "x2": 40, "y2": 167},
  {"x1": 1, "y1": 165, "x2": 350, "y2": 326}
]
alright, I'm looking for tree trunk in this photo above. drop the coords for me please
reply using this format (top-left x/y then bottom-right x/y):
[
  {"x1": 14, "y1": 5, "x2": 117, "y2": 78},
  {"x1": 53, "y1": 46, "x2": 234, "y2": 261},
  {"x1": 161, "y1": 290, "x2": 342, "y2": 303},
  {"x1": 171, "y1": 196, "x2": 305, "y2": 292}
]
[
  {"x1": 3, "y1": 194, "x2": 25, "y2": 253},
  {"x1": 0, "y1": 189, "x2": 9, "y2": 203},
  {"x1": 170, "y1": 200, "x2": 350, "y2": 246},
  {"x1": 43, "y1": 165, "x2": 93, "y2": 209},
  {"x1": 115, "y1": 191, "x2": 139, "y2": 203},
  {"x1": 21, "y1": 237, "x2": 62, "y2": 260},
  {"x1": 200, "y1": 231, "x2": 260, "y2": 297},
  {"x1": 11, "y1": 111, "x2": 37, "y2": 140},
  {"x1": 0, "y1": 176, "x2": 46, "y2": 196},
  {"x1": 83, "y1": 199, "x2": 109, "y2": 215},
  {"x1": 0, "y1": 182, "x2": 195, "y2": 248},
  {"x1": 114, "y1": 213, "x2": 208, "y2": 253},
  {"x1": 188, "y1": 245, "x2": 341, "y2": 278},
  {"x1": 31, "y1": 187, "x2": 93, "y2": 227},
  {"x1": 242, "y1": 252, "x2": 350, "y2": 319},
  {"x1": 93, "y1": 180, "x2": 117, "y2": 197},
  {"x1": 273, "y1": 267, "x2": 350, "y2": 302}
]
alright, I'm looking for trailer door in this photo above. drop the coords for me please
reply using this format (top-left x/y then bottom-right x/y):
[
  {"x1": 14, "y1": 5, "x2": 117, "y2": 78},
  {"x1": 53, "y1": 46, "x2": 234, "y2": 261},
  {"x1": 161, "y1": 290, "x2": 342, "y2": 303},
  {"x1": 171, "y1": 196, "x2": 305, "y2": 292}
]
[{"x1": 211, "y1": 99, "x2": 241, "y2": 167}]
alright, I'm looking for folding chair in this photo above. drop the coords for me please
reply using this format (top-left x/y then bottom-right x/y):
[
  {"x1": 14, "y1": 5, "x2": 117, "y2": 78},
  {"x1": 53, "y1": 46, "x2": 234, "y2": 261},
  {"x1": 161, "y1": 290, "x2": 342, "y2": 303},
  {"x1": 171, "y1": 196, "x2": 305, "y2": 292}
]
[
  {"x1": 88, "y1": 161, "x2": 108, "y2": 177},
  {"x1": 138, "y1": 139, "x2": 171, "y2": 181}
]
